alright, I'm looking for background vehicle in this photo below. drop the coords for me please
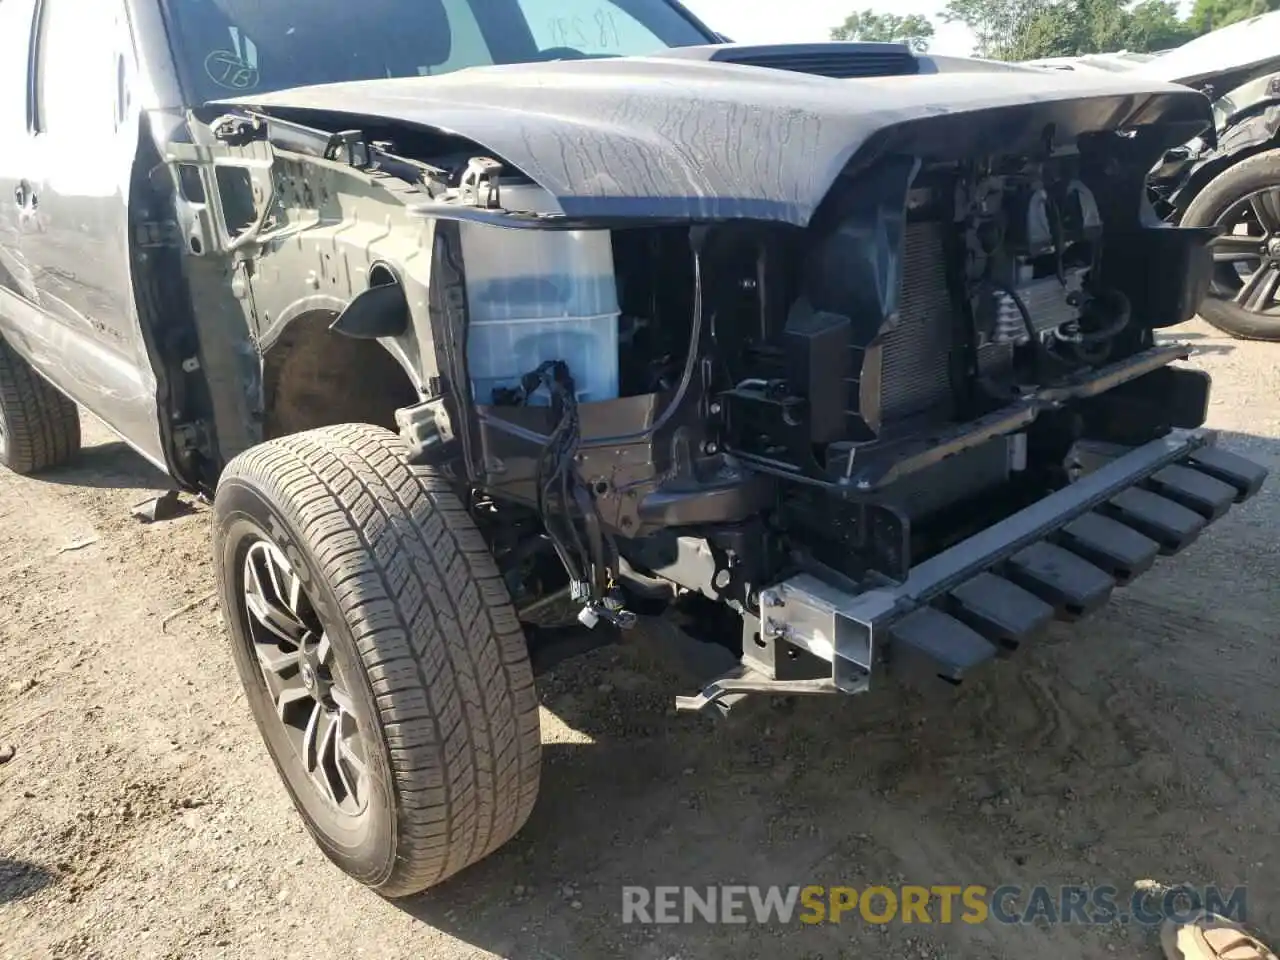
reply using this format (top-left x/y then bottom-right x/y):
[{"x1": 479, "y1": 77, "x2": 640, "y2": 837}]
[
  {"x1": 0, "y1": 0, "x2": 1268, "y2": 898},
  {"x1": 1141, "y1": 12, "x2": 1280, "y2": 340},
  {"x1": 1022, "y1": 51, "x2": 1161, "y2": 74}
]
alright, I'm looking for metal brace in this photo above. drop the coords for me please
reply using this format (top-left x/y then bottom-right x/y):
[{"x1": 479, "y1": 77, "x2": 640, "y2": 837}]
[
  {"x1": 396, "y1": 397, "x2": 456, "y2": 465},
  {"x1": 329, "y1": 130, "x2": 372, "y2": 169},
  {"x1": 459, "y1": 157, "x2": 504, "y2": 209},
  {"x1": 675, "y1": 667, "x2": 840, "y2": 715}
]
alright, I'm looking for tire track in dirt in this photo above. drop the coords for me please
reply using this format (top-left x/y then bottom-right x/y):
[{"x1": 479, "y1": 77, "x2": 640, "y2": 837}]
[{"x1": 0, "y1": 418, "x2": 259, "y2": 953}]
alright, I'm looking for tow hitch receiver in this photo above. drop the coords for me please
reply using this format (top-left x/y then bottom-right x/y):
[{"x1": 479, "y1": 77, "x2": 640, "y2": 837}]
[{"x1": 675, "y1": 430, "x2": 1268, "y2": 714}]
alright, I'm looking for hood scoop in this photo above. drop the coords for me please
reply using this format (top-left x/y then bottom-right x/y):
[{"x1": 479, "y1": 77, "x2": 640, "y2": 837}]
[{"x1": 659, "y1": 42, "x2": 921, "y2": 80}]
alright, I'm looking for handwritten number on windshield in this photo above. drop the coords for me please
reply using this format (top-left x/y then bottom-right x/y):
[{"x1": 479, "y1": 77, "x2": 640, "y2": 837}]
[
  {"x1": 546, "y1": 10, "x2": 623, "y2": 51},
  {"x1": 206, "y1": 50, "x2": 259, "y2": 89},
  {"x1": 205, "y1": 27, "x2": 261, "y2": 91}
]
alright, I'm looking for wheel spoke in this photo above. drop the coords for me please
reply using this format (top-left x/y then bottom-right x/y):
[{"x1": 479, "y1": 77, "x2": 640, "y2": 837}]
[
  {"x1": 245, "y1": 544, "x2": 307, "y2": 644},
  {"x1": 330, "y1": 685, "x2": 354, "y2": 714},
  {"x1": 239, "y1": 534, "x2": 367, "y2": 815},
  {"x1": 255, "y1": 643, "x2": 301, "y2": 701},
  {"x1": 304, "y1": 706, "x2": 340, "y2": 804},
  {"x1": 245, "y1": 590, "x2": 306, "y2": 645},
  {"x1": 1211, "y1": 234, "x2": 1264, "y2": 263},
  {"x1": 320, "y1": 712, "x2": 348, "y2": 800},
  {"x1": 276, "y1": 685, "x2": 311, "y2": 724},
  {"x1": 255, "y1": 642, "x2": 301, "y2": 677},
  {"x1": 337, "y1": 736, "x2": 366, "y2": 779},
  {"x1": 244, "y1": 552, "x2": 268, "y2": 605},
  {"x1": 285, "y1": 571, "x2": 305, "y2": 622},
  {"x1": 263, "y1": 545, "x2": 292, "y2": 608},
  {"x1": 1249, "y1": 191, "x2": 1280, "y2": 233},
  {"x1": 335, "y1": 742, "x2": 362, "y2": 801},
  {"x1": 334, "y1": 753, "x2": 358, "y2": 801},
  {"x1": 319, "y1": 709, "x2": 339, "y2": 772},
  {"x1": 335, "y1": 715, "x2": 367, "y2": 803},
  {"x1": 302, "y1": 701, "x2": 322, "y2": 768},
  {"x1": 1235, "y1": 263, "x2": 1280, "y2": 312}
]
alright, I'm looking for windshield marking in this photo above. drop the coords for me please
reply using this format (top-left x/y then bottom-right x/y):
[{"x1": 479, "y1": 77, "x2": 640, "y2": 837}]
[
  {"x1": 546, "y1": 10, "x2": 624, "y2": 51},
  {"x1": 205, "y1": 25, "x2": 261, "y2": 90}
]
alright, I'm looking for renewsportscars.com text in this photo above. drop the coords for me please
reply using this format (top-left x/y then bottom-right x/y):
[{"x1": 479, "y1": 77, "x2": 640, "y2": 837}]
[{"x1": 621, "y1": 884, "x2": 1246, "y2": 926}]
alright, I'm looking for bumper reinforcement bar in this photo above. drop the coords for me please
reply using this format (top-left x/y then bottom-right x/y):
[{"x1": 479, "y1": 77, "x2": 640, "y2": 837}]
[{"x1": 675, "y1": 430, "x2": 1267, "y2": 714}]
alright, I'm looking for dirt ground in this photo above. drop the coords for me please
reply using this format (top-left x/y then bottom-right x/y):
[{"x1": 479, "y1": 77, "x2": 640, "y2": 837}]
[{"x1": 1, "y1": 318, "x2": 1278, "y2": 960}]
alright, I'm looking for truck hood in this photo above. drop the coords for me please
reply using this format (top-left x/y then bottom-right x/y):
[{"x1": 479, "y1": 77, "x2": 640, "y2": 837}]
[
  {"x1": 1132, "y1": 11, "x2": 1280, "y2": 89},
  {"x1": 224, "y1": 55, "x2": 1211, "y2": 227}
]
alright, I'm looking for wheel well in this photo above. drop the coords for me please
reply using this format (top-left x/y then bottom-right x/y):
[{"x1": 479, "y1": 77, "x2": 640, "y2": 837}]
[
  {"x1": 1174, "y1": 139, "x2": 1280, "y2": 216},
  {"x1": 262, "y1": 311, "x2": 419, "y2": 440}
]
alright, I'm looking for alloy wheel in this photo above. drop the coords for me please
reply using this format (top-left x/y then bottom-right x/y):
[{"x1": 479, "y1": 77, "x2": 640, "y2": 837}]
[
  {"x1": 1208, "y1": 186, "x2": 1280, "y2": 315},
  {"x1": 242, "y1": 539, "x2": 369, "y2": 816}
]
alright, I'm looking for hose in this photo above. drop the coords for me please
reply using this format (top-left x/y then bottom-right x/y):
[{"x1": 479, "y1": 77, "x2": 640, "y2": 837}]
[
  {"x1": 985, "y1": 277, "x2": 1038, "y2": 344},
  {"x1": 1062, "y1": 288, "x2": 1131, "y2": 346}
]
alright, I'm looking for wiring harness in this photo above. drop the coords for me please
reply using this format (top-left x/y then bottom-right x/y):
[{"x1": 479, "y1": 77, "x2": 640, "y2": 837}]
[{"x1": 517, "y1": 360, "x2": 635, "y2": 630}]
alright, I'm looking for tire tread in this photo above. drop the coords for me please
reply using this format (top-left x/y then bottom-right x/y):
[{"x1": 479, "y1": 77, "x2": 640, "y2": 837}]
[
  {"x1": 1182, "y1": 147, "x2": 1280, "y2": 341},
  {"x1": 219, "y1": 424, "x2": 540, "y2": 896},
  {"x1": 0, "y1": 338, "x2": 80, "y2": 474}
]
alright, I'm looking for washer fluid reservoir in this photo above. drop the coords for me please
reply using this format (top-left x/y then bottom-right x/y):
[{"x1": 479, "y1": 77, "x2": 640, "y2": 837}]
[{"x1": 461, "y1": 184, "x2": 620, "y2": 406}]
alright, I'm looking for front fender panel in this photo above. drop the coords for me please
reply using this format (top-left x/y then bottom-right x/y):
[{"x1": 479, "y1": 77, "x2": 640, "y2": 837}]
[
  {"x1": 1170, "y1": 106, "x2": 1280, "y2": 214},
  {"x1": 240, "y1": 154, "x2": 438, "y2": 396}
]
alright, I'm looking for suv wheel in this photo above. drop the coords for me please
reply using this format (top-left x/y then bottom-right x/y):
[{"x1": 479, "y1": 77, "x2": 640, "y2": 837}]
[
  {"x1": 0, "y1": 337, "x2": 80, "y2": 474},
  {"x1": 1182, "y1": 148, "x2": 1280, "y2": 341},
  {"x1": 212, "y1": 424, "x2": 541, "y2": 897}
]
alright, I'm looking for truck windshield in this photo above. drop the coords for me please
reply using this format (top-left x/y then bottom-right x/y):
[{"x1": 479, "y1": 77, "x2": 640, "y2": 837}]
[{"x1": 163, "y1": 0, "x2": 713, "y2": 103}]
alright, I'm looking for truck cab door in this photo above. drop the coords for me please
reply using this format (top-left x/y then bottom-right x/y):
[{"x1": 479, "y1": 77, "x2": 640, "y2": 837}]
[
  {"x1": 0, "y1": 0, "x2": 39, "y2": 304},
  {"x1": 18, "y1": 0, "x2": 165, "y2": 468}
]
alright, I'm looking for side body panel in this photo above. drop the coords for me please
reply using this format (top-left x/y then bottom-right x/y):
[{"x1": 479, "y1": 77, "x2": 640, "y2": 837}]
[
  {"x1": 9, "y1": 0, "x2": 165, "y2": 465},
  {"x1": 0, "y1": 0, "x2": 42, "y2": 304}
]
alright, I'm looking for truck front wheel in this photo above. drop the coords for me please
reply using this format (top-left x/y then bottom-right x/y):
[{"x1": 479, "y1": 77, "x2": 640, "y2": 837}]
[{"x1": 211, "y1": 424, "x2": 541, "y2": 897}]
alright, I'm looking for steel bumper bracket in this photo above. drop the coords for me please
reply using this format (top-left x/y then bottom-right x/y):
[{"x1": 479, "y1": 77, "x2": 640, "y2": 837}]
[{"x1": 676, "y1": 430, "x2": 1268, "y2": 713}]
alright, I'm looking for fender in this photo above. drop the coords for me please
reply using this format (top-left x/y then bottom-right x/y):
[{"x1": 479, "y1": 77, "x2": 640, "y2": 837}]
[
  {"x1": 234, "y1": 150, "x2": 439, "y2": 399},
  {"x1": 1165, "y1": 75, "x2": 1280, "y2": 217}
]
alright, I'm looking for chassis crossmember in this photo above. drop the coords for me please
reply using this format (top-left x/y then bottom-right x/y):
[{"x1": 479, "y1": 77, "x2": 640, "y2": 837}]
[{"x1": 676, "y1": 430, "x2": 1268, "y2": 714}]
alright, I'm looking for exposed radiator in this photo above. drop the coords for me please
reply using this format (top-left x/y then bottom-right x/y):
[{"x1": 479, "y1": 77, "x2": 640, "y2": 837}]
[
  {"x1": 879, "y1": 222, "x2": 956, "y2": 422},
  {"x1": 874, "y1": 222, "x2": 1015, "y2": 424}
]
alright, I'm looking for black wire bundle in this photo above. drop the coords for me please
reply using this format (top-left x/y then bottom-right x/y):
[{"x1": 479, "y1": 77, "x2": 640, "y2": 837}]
[
  {"x1": 518, "y1": 359, "x2": 620, "y2": 609},
  {"x1": 517, "y1": 361, "x2": 587, "y2": 589}
]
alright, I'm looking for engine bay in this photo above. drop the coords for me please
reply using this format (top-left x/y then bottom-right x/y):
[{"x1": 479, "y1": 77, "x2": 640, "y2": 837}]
[
  {"x1": 215, "y1": 96, "x2": 1217, "y2": 637},
  {"x1": 183, "y1": 62, "x2": 1232, "y2": 691},
  {"x1": 431, "y1": 145, "x2": 1215, "y2": 632}
]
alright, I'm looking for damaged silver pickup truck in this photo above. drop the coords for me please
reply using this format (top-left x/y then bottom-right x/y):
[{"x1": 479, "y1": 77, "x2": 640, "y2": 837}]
[{"x1": 0, "y1": 0, "x2": 1270, "y2": 896}]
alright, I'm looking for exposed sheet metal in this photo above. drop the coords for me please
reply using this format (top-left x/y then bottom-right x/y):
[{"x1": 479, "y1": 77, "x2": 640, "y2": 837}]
[{"x1": 221, "y1": 56, "x2": 1211, "y2": 227}]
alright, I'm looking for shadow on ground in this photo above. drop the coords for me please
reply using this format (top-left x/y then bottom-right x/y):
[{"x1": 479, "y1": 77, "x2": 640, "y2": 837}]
[
  {"x1": 390, "y1": 429, "x2": 1279, "y2": 960},
  {"x1": 36, "y1": 440, "x2": 170, "y2": 491},
  {"x1": 0, "y1": 858, "x2": 55, "y2": 906}
]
